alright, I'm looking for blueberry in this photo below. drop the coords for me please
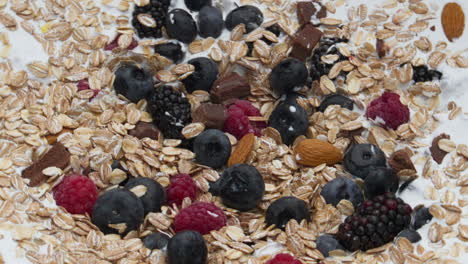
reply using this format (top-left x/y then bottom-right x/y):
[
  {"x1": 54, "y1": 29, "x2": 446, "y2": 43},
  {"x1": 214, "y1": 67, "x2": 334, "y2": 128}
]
[
  {"x1": 268, "y1": 100, "x2": 308, "y2": 145},
  {"x1": 265, "y1": 196, "x2": 310, "y2": 230},
  {"x1": 411, "y1": 207, "x2": 433, "y2": 230},
  {"x1": 210, "y1": 164, "x2": 265, "y2": 211},
  {"x1": 184, "y1": 0, "x2": 211, "y2": 11},
  {"x1": 316, "y1": 234, "x2": 345, "y2": 257},
  {"x1": 193, "y1": 129, "x2": 231, "y2": 168},
  {"x1": 269, "y1": 58, "x2": 308, "y2": 95},
  {"x1": 165, "y1": 9, "x2": 197, "y2": 44},
  {"x1": 343, "y1": 144, "x2": 387, "y2": 179},
  {"x1": 397, "y1": 229, "x2": 421, "y2": 243},
  {"x1": 113, "y1": 63, "x2": 154, "y2": 103},
  {"x1": 182, "y1": 57, "x2": 219, "y2": 93},
  {"x1": 91, "y1": 188, "x2": 144, "y2": 235},
  {"x1": 167, "y1": 230, "x2": 207, "y2": 264},
  {"x1": 317, "y1": 94, "x2": 354, "y2": 112},
  {"x1": 111, "y1": 160, "x2": 132, "y2": 186},
  {"x1": 225, "y1": 5, "x2": 263, "y2": 33},
  {"x1": 320, "y1": 177, "x2": 364, "y2": 208},
  {"x1": 143, "y1": 232, "x2": 170, "y2": 250},
  {"x1": 198, "y1": 6, "x2": 223, "y2": 38},
  {"x1": 154, "y1": 42, "x2": 185, "y2": 63},
  {"x1": 124, "y1": 177, "x2": 166, "y2": 215},
  {"x1": 364, "y1": 167, "x2": 399, "y2": 198}
]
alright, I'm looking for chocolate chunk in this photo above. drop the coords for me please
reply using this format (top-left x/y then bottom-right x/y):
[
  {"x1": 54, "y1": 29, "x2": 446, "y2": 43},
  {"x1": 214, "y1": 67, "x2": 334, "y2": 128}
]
[
  {"x1": 22, "y1": 142, "x2": 70, "y2": 187},
  {"x1": 290, "y1": 24, "x2": 323, "y2": 61},
  {"x1": 316, "y1": 3, "x2": 327, "y2": 19},
  {"x1": 210, "y1": 72, "x2": 251, "y2": 103},
  {"x1": 376, "y1": 39, "x2": 386, "y2": 58},
  {"x1": 389, "y1": 149, "x2": 416, "y2": 173},
  {"x1": 297, "y1": 2, "x2": 316, "y2": 25},
  {"x1": 192, "y1": 103, "x2": 227, "y2": 130},
  {"x1": 129, "y1": 122, "x2": 160, "y2": 140},
  {"x1": 430, "y1": 134, "x2": 450, "y2": 164}
]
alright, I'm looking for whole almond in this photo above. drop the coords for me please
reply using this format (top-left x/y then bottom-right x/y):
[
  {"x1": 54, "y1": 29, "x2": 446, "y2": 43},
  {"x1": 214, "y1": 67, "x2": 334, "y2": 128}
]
[
  {"x1": 228, "y1": 133, "x2": 255, "y2": 167},
  {"x1": 294, "y1": 139, "x2": 342, "y2": 167},
  {"x1": 441, "y1": 3, "x2": 465, "y2": 42}
]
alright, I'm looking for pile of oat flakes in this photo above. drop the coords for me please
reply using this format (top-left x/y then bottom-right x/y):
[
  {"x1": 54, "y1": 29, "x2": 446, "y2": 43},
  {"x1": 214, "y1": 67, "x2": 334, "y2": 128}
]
[{"x1": 0, "y1": 0, "x2": 467, "y2": 263}]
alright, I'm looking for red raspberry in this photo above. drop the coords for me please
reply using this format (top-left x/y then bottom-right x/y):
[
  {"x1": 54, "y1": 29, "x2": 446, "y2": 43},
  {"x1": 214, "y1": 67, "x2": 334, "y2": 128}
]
[
  {"x1": 53, "y1": 174, "x2": 98, "y2": 215},
  {"x1": 266, "y1": 253, "x2": 302, "y2": 264},
  {"x1": 223, "y1": 100, "x2": 267, "y2": 139},
  {"x1": 366, "y1": 92, "x2": 410, "y2": 130},
  {"x1": 104, "y1": 34, "x2": 138, "y2": 51},
  {"x1": 166, "y1": 174, "x2": 197, "y2": 206},
  {"x1": 77, "y1": 79, "x2": 100, "y2": 100},
  {"x1": 174, "y1": 202, "x2": 227, "y2": 234}
]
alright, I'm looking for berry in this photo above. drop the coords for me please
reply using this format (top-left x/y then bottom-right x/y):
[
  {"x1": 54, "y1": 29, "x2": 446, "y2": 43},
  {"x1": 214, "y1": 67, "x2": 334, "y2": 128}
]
[
  {"x1": 223, "y1": 100, "x2": 266, "y2": 139},
  {"x1": 364, "y1": 167, "x2": 399, "y2": 198},
  {"x1": 167, "y1": 230, "x2": 207, "y2": 264},
  {"x1": 104, "y1": 34, "x2": 138, "y2": 51},
  {"x1": 317, "y1": 94, "x2": 354, "y2": 112},
  {"x1": 316, "y1": 234, "x2": 345, "y2": 257},
  {"x1": 77, "y1": 79, "x2": 100, "y2": 100},
  {"x1": 343, "y1": 144, "x2": 387, "y2": 179},
  {"x1": 269, "y1": 58, "x2": 308, "y2": 95},
  {"x1": 113, "y1": 62, "x2": 155, "y2": 103},
  {"x1": 132, "y1": 0, "x2": 171, "y2": 39},
  {"x1": 184, "y1": 0, "x2": 211, "y2": 11},
  {"x1": 320, "y1": 177, "x2": 364, "y2": 208},
  {"x1": 366, "y1": 92, "x2": 410, "y2": 130},
  {"x1": 124, "y1": 177, "x2": 166, "y2": 215},
  {"x1": 154, "y1": 42, "x2": 185, "y2": 63},
  {"x1": 411, "y1": 206, "x2": 433, "y2": 230},
  {"x1": 53, "y1": 174, "x2": 98, "y2": 215},
  {"x1": 166, "y1": 174, "x2": 198, "y2": 206},
  {"x1": 193, "y1": 129, "x2": 231, "y2": 168},
  {"x1": 143, "y1": 232, "x2": 170, "y2": 250},
  {"x1": 165, "y1": 9, "x2": 197, "y2": 44},
  {"x1": 225, "y1": 5, "x2": 263, "y2": 33},
  {"x1": 412, "y1": 65, "x2": 443, "y2": 83},
  {"x1": 210, "y1": 164, "x2": 265, "y2": 211},
  {"x1": 182, "y1": 57, "x2": 219, "y2": 93},
  {"x1": 198, "y1": 6, "x2": 224, "y2": 38},
  {"x1": 266, "y1": 253, "x2": 302, "y2": 264},
  {"x1": 268, "y1": 99, "x2": 308, "y2": 145},
  {"x1": 397, "y1": 229, "x2": 421, "y2": 243},
  {"x1": 91, "y1": 188, "x2": 144, "y2": 235},
  {"x1": 147, "y1": 85, "x2": 192, "y2": 139},
  {"x1": 174, "y1": 202, "x2": 227, "y2": 234},
  {"x1": 310, "y1": 38, "x2": 349, "y2": 81},
  {"x1": 266, "y1": 196, "x2": 310, "y2": 230},
  {"x1": 336, "y1": 193, "x2": 412, "y2": 251}
]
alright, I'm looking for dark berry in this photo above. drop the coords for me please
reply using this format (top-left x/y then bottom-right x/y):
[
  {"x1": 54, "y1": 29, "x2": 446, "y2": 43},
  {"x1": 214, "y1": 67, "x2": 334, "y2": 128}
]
[
  {"x1": 113, "y1": 63, "x2": 154, "y2": 103},
  {"x1": 411, "y1": 207, "x2": 433, "y2": 230},
  {"x1": 266, "y1": 196, "x2": 310, "y2": 230},
  {"x1": 143, "y1": 232, "x2": 170, "y2": 250},
  {"x1": 269, "y1": 58, "x2": 308, "y2": 95},
  {"x1": 193, "y1": 129, "x2": 231, "y2": 168},
  {"x1": 184, "y1": 0, "x2": 211, "y2": 11},
  {"x1": 154, "y1": 42, "x2": 185, "y2": 63},
  {"x1": 266, "y1": 253, "x2": 303, "y2": 264},
  {"x1": 166, "y1": 174, "x2": 198, "y2": 206},
  {"x1": 316, "y1": 234, "x2": 345, "y2": 257},
  {"x1": 397, "y1": 229, "x2": 421, "y2": 243},
  {"x1": 165, "y1": 9, "x2": 197, "y2": 44},
  {"x1": 268, "y1": 100, "x2": 308, "y2": 145},
  {"x1": 132, "y1": 0, "x2": 171, "y2": 39},
  {"x1": 412, "y1": 65, "x2": 443, "y2": 83},
  {"x1": 364, "y1": 167, "x2": 399, "y2": 198},
  {"x1": 366, "y1": 92, "x2": 410, "y2": 130},
  {"x1": 167, "y1": 230, "x2": 207, "y2": 264},
  {"x1": 343, "y1": 144, "x2": 387, "y2": 179},
  {"x1": 174, "y1": 202, "x2": 227, "y2": 234},
  {"x1": 320, "y1": 177, "x2": 364, "y2": 208},
  {"x1": 53, "y1": 174, "x2": 98, "y2": 215},
  {"x1": 223, "y1": 100, "x2": 266, "y2": 139},
  {"x1": 91, "y1": 188, "x2": 144, "y2": 235},
  {"x1": 210, "y1": 164, "x2": 265, "y2": 211},
  {"x1": 182, "y1": 57, "x2": 218, "y2": 93},
  {"x1": 309, "y1": 37, "x2": 349, "y2": 81},
  {"x1": 198, "y1": 6, "x2": 224, "y2": 38},
  {"x1": 124, "y1": 177, "x2": 166, "y2": 215},
  {"x1": 317, "y1": 94, "x2": 354, "y2": 112},
  {"x1": 225, "y1": 5, "x2": 263, "y2": 33}
]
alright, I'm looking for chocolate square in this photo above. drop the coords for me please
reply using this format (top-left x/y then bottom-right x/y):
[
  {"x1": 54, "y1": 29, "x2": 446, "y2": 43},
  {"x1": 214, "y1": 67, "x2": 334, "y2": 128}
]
[
  {"x1": 129, "y1": 122, "x2": 160, "y2": 140},
  {"x1": 210, "y1": 72, "x2": 251, "y2": 103},
  {"x1": 291, "y1": 24, "x2": 323, "y2": 61},
  {"x1": 297, "y1": 2, "x2": 317, "y2": 25},
  {"x1": 192, "y1": 103, "x2": 227, "y2": 130}
]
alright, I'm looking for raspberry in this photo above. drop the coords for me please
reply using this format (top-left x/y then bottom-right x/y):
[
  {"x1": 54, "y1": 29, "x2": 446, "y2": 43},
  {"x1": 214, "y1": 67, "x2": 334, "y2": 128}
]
[
  {"x1": 266, "y1": 253, "x2": 303, "y2": 264},
  {"x1": 166, "y1": 174, "x2": 197, "y2": 206},
  {"x1": 53, "y1": 174, "x2": 98, "y2": 215},
  {"x1": 104, "y1": 34, "x2": 138, "y2": 51},
  {"x1": 223, "y1": 100, "x2": 266, "y2": 139},
  {"x1": 77, "y1": 79, "x2": 100, "y2": 100},
  {"x1": 174, "y1": 202, "x2": 227, "y2": 234},
  {"x1": 366, "y1": 92, "x2": 410, "y2": 130}
]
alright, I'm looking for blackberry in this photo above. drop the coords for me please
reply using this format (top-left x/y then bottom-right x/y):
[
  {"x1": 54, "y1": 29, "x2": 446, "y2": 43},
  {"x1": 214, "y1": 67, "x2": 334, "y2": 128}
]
[
  {"x1": 310, "y1": 37, "x2": 348, "y2": 81},
  {"x1": 147, "y1": 85, "x2": 192, "y2": 139},
  {"x1": 336, "y1": 193, "x2": 412, "y2": 251},
  {"x1": 132, "y1": 0, "x2": 171, "y2": 39},
  {"x1": 412, "y1": 65, "x2": 443, "y2": 83}
]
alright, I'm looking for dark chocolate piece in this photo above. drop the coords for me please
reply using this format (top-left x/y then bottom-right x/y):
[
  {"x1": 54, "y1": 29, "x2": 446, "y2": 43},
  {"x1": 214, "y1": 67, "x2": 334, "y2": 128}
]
[
  {"x1": 429, "y1": 134, "x2": 450, "y2": 164},
  {"x1": 297, "y1": 2, "x2": 316, "y2": 25},
  {"x1": 290, "y1": 24, "x2": 323, "y2": 61},
  {"x1": 192, "y1": 103, "x2": 227, "y2": 130},
  {"x1": 210, "y1": 72, "x2": 251, "y2": 103},
  {"x1": 376, "y1": 39, "x2": 386, "y2": 58},
  {"x1": 389, "y1": 149, "x2": 416, "y2": 173},
  {"x1": 129, "y1": 122, "x2": 160, "y2": 140}
]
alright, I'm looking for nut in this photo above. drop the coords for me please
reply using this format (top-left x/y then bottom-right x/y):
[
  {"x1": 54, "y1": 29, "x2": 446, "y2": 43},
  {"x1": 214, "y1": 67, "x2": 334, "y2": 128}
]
[
  {"x1": 441, "y1": 3, "x2": 465, "y2": 42},
  {"x1": 294, "y1": 139, "x2": 342, "y2": 167},
  {"x1": 228, "y1": 133, "x2": 255, "y2": 167}
]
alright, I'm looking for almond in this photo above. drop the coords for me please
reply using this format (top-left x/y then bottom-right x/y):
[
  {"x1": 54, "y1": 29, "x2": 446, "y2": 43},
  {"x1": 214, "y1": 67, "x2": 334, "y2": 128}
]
[
  {"x1": 441, "y1": 3, "x2": 465, "y2": 42},
  {"x1": 228, "y1": 133, "x2": 255, "y2": 167},
  {"x1": 294, "y1": 139, "x2": 342, "y2": 167}
]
